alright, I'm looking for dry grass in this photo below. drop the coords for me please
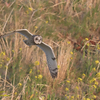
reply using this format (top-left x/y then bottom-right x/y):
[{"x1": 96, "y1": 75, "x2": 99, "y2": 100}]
[{"x1": 0, "y1": 37, "x2": 74, "y2": 99}]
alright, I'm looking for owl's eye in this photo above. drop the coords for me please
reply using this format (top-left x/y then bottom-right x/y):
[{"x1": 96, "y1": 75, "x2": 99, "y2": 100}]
[{"x1": 35, "y1": 38, "x2": 38, "y2": 40}]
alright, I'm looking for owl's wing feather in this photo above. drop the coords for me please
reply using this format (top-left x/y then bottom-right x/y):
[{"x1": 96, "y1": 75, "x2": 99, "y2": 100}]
[
  {"x1": 0, "y1": 31, "x2": 15, "y2": 38},
  {"x1": 37, "y1": 42, "x2": 58, "y2": 78},
  {"x1": 0, "y1": 29, "x2": 33, "y2": 39},
  {"x1": 16, "y1": 29, "x2": 33, "y2": 39}
]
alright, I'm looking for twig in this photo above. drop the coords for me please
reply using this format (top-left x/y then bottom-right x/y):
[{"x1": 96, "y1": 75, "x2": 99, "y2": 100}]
[
  {"x1": 36, "y1": 84, "x2": 48, "y2": 87},
  {"x1": 1, "y1": 78, "x2": 13, "y2": 87},
  {"x1": 81, "y1": 41, "x2": 90, "y2": 51},
  {"x1": 51, "y1": 40, "x2": 59, "y2": 47},
  {"x1": 4, "y1": 58, "x2": 12, "y2": 90},
  {"x1": 3, "y1": 58, "x2": 12, "y2": 100},
  {"x1": 9, "y1": 0, "x2": 16, "y2": 8},
  {"x1": 29, "y1": 9, "x2": 38, "y2": 24},
  {"x1": 11, "y1": 74, "x2": 15, "y2": 100},
  {"x1": 97, "y1": 63, "x2": 100, "y2": 70},
  {"x1": 16, "y1": 75, "x2": 29, "y2": 99},
  {"x1": 2, "y1": 8, "x2": 14, "y2": 33},
  {"x1": 0, "y1": 6, "x2": 4, "y2": 12},
  {"x1": 50, "y1": 1, "x2": 66, "y2": 7}
]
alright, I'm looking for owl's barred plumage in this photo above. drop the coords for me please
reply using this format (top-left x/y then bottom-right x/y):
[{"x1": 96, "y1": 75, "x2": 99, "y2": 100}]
[{"x1": 0, "y1": 29, "x2": 58, "y2": 79}]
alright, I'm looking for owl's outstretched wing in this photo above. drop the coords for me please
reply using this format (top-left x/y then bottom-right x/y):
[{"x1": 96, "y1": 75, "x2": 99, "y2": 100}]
[
  {"x1": 0, "y1": 31, "x2": 15, "y2": 38},
  {"x1": 0, "y1": 29, "x2": 33, "y2": 39},
  {"x1": 15, "y1": 29, "x2": 33, "y2": 39},
  {"x1": 37, "y1": 42, "x2": 58, "y2": 78}
]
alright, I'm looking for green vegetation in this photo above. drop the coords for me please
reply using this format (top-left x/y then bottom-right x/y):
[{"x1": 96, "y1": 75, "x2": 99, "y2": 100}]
[{"x1": 0, "y1": 0, "x2": 100, "y2": 100}]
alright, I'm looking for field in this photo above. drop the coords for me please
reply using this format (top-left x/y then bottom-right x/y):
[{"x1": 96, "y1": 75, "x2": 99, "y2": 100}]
[{"x1": 0, "y1": 0, "x2": 100, "y2": 100}]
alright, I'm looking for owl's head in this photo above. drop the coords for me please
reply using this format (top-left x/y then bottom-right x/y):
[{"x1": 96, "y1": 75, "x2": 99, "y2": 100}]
[{"x1": 33, "y1": 35, "x2": 42, "y2": 44}]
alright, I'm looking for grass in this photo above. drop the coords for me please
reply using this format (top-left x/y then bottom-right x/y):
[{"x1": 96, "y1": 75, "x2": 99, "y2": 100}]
[{"x1": 0, "y1": 0, "x2": 100, "y2": 100}]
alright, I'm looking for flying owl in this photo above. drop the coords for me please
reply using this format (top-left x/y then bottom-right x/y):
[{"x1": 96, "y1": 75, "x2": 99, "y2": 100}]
[{"x1": 0, "y1": 29, "x2": 58, "y2": 79}]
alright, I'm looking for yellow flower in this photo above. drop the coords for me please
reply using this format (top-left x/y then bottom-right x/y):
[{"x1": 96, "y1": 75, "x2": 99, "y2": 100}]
[
  {"x1": 57, "y1": 65, "x2": 60, "y2": 69},
  {"x1": 83, "y1": 97, "x2": 86, "y2": 100},
  {"x1": 65, "y1": 88, "x2": 69, "y2": 91},
  {"x1": 77, "y1": 95, "x2": 79, "y2": 98},
  {"x1": 82, "y1": 73, "x2": 86, "y2": 78},
  {"x1": 95, "y1": 81, "x2": 98, "y2": 85},
  {"x1": 96, "y1": 72, "x2": 100, "y2": 77},
  {"x1": 18, "y1": 83, "x2": 22, "y2": 86},
  {"x1": 1, "y1": 94, "x2": 9, "y2": 97},
  {"x1": 93, "y1": 95, "x2": 96, "y2": 99},
  {"x1": 12, "y1": 50, "x2": 14, "y2": 52},
  {"x1": 66, "y1": 80, "x2": 70, "y2": 83},
  {"x1": 65, "y1": 94, "x2": 67, "y2": 96},
  {"x1": 46, "y1": 21, "x2": 48, "y2": 24},
  {"x1": 76, "y1": 86, "x2": 79, "y2": 90},
  {"x1": 71, "y1": 96, "x2": 74, "y2": 99},
  {"x1": 93, "y1": 78, "x2": 96, "y2": 81},
  {"x1": 34, "y1": 61, "x2": 39, "y2": 66},
  {"x1": 35, "y1": 26, "x2": 38, "y2": 29},
  {"x1": 35, "y1": 76, "x2": 37, "y2": 79},
  {"x1": 15, "y1": 92, "x2": 17, "y2": 95},
  {"x1": 93, "y1": 85, "x2": 97, "y2": 88},
  {"x1": 97, "y1": 46, "x2": 100, "y2": 49},
  {"x1": 86, "y1": 98, "x2": 90, "y2": 100},
  {"x1": 38, "y1": 74, "x2": 43, "y2": 79},
  {"x1": 30, "y1": 94, "x2": 34, "y2": 99},
  {"x1": 29, "y1": 69, "x2": 32, "y2": 74},
  {"x1": 1, "y1": 52, "x2": 5, "y2": 56},
  {"x1": 28, "y1": 7, "x2": 33, "y2": 11},
  {"x1": 19, "y1": 48, "x2": 22, "y2": 51},
  {"x1": 97, "y1": 45, "x2": 100, "y2": 49},
  {"x1": 3, "y1": 52, "x2": 5, "y2": 55},
  {"x1": 89, "y1": 80, "x2": 92, "y2": 84},
  {"x1": 87, "y1": 43, "x2": 90, "y2": 46},
  {"x1": 92, "y1": 67, "x2": 96, "y2": 71},
  {"x1": 70, "y1": 51, "x2": 73, "y2": 55},
  {"x1": 95, "y1": 60, "x2": 99, "y2": 64},
  {"x1": 71, "y1": 57, "x2": 73, "y2": 59},
  {"x1": 89, "y1": 78, "x2": 96, "y2": 83},
  {"x1": 85, "y1": 38, "x2": 89, "y2": 41},
  {"x1": 67, "y1": 41, "x2": 71, "y2": 44},
  {"x1": 78, "y1": 78, "x2": 82, "y2": 81}
]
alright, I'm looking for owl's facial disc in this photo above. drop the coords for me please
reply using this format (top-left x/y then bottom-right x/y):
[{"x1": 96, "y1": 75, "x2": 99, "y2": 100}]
[{"x1": 34, "y1": 35, "x2": 42, "y2": 44}]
